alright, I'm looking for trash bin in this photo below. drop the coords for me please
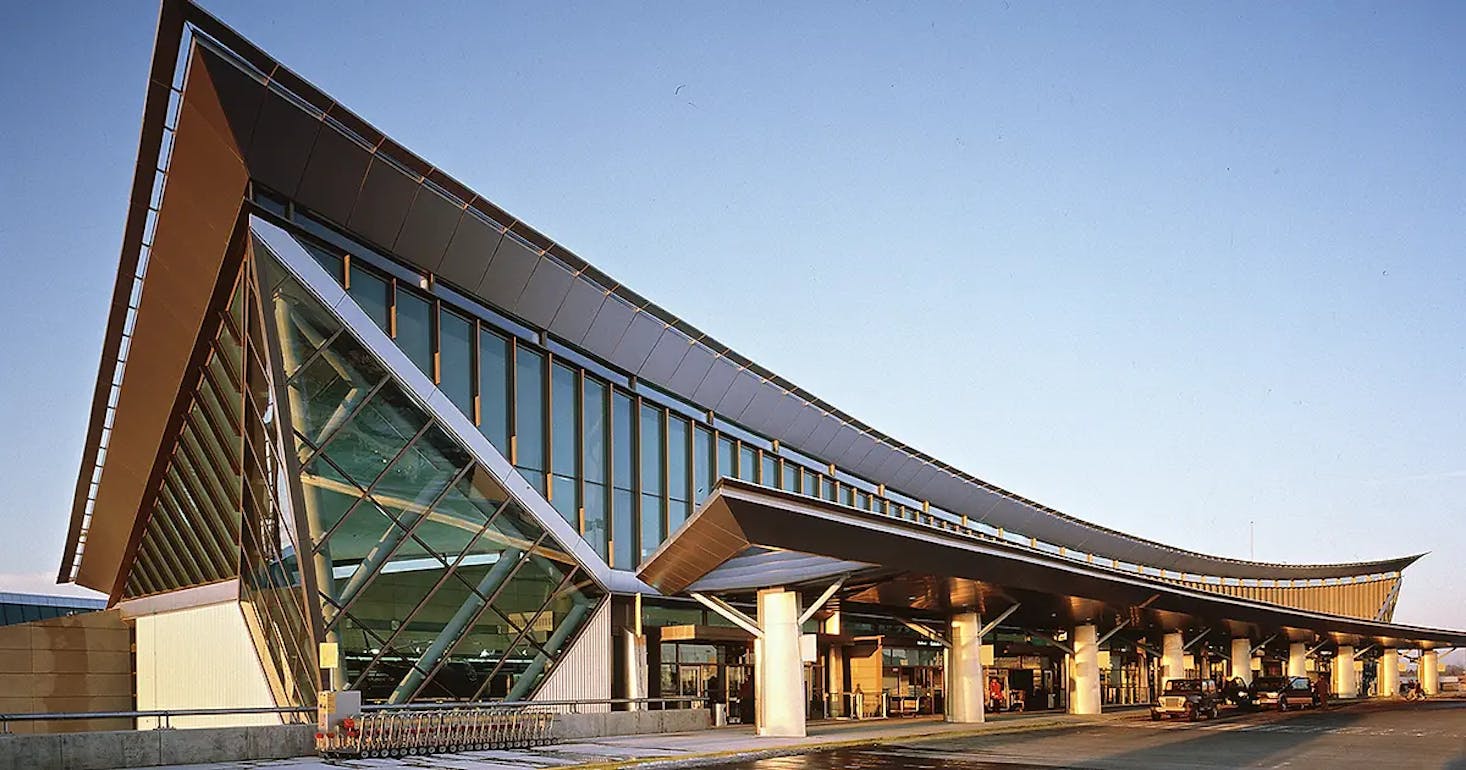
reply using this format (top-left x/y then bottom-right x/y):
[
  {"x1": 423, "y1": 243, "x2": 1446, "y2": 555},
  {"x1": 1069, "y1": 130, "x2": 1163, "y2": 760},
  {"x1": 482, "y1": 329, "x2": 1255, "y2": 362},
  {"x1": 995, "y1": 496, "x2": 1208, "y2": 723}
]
[{"x1": 713, "y1": 703, "x2": 727, "y2": 726}]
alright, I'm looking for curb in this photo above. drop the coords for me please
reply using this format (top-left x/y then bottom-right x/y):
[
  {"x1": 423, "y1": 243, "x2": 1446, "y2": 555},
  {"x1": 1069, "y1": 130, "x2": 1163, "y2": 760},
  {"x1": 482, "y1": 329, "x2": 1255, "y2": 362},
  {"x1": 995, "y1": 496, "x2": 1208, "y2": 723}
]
[{"x1": 564, "y1": 716, "x2": 1095, "y2": 770}]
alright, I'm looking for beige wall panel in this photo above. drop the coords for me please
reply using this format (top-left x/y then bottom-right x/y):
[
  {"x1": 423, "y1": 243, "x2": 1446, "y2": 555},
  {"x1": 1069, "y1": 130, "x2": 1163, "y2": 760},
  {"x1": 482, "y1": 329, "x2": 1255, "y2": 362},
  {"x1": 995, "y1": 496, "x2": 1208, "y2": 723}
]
[
  {"x1": 134, "y1": 599, "x2": 279, "y2": 728},
  {"x1": 0, "y1": 610, "x2": 133, "y2": 733}
]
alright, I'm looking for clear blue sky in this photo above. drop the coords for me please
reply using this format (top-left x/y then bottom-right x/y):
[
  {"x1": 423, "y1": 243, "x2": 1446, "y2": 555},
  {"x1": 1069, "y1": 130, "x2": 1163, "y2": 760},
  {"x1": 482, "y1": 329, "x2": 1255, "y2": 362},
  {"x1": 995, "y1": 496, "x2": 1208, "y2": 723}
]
[{"x1": 1, "y1": 3, "x2": 1461, "y2": 642}]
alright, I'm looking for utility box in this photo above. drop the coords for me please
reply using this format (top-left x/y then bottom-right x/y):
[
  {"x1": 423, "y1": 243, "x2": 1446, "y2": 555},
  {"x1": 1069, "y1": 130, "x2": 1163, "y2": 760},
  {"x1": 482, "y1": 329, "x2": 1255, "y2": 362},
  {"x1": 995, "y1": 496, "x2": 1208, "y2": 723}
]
[{"x1": 318, "y1": 689, "x2": 362, "y2": 733}]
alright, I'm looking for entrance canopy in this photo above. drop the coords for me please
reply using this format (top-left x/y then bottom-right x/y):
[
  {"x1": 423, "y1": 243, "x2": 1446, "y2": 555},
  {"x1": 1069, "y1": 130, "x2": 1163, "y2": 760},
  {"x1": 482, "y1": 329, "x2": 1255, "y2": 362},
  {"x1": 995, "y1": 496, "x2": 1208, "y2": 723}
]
[{"x1": 638, "y1": 480, "x2": 1466, "y2": 650}]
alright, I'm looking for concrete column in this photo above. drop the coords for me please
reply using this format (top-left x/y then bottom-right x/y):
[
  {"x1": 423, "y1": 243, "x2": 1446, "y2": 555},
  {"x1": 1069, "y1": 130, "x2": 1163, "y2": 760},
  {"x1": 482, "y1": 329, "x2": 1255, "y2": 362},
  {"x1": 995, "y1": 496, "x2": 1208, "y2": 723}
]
[
  {"x1": 1162, "y1": 632, "x2": 1185, "y2": 686},
  {"x1": 1421, "y1": 650, "x2": 1440, "y2": 695},
  {"x1": 755, "y1": 588, "x2": 805, "y2": 737},
  {"x1": 1378, "y1": 649, "x2": 1399, "y2": 697},
  {"x1": 1334, "y1": 646, "x2": 1356, "y2": 698},
  {"x1": 1230, "y1": 638, "x2": 1253, "y2": 685},
  {"x1": 1070, "y1": 624, "x2": 1101, "y2": 715},
  {"x1": 947, "y1": 612, "x2": 984, "y2": 723},
  {"x1": 1288, "y1": 642, "x2": 1307, "y2": 677}
]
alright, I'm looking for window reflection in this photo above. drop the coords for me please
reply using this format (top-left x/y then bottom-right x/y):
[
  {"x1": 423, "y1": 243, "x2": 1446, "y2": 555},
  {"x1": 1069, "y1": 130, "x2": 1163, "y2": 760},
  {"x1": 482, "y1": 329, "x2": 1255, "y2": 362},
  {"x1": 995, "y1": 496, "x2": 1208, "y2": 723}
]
[
  {"x1": 514, "y1": 347, "x2": 545, "y2": 493},
  {"x1": 439, "y1": 310, "x2": 473, "y2": 415},
  {"x1": 550, "y1": 363, "x2": 579, "y2": 527},
  {"x1": 639, "y1": 403, "x2": 664, "y2": 561},
  {"x1": 611, "y1": 391, "x2": 635, "y2": 569},
  {"x1": 582, "y1": 377, "x2": 609, "y2": 560}
]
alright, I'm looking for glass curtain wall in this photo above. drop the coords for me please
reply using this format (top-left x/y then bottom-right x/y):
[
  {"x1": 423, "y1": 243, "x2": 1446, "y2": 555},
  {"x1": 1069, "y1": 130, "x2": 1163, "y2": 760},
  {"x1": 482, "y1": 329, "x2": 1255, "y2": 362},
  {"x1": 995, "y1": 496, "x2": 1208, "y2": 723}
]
[
  {"x1": 261, "y1": 238, "x2": 603, "y2": 704},
  {"x1": 282, "y1": 212, "x2": 940, "y2": 571}
]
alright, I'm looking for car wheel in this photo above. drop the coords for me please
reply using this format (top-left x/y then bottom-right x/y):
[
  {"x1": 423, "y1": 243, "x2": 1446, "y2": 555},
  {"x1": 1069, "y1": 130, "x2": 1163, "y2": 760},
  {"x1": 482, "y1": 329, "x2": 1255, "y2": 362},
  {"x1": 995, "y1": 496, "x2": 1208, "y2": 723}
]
[
  {"x1": 1278, "y1": 697, "x2": 1288, "y2": 712},
  {"x1": 1188, "y1": 707, "x2": 1199, "y2": 723},
  {"x1": 1151, "y1": 712, "x2": 1161, "y2": 722}
]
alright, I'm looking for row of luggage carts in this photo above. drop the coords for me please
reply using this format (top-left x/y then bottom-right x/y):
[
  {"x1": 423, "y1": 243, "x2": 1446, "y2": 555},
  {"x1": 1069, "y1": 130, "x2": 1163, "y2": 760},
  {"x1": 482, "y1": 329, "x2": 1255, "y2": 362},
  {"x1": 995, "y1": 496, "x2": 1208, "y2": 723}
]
[{"x1": 315, "y1": 706, "x2": 555, "y2": 758}]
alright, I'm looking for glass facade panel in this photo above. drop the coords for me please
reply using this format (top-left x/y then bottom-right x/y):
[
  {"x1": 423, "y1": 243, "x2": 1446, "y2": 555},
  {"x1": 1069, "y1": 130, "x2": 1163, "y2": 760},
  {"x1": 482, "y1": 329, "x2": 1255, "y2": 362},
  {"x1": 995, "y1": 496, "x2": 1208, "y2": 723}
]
[
  {"x1": 737, "y1": 444, "x2": 755, "y2": 482},
  {"x1": 716, "y1": 436, "x2": 734, "y2": 481},
  {"x1": 667, "y1": 416, "x2": 690, "y2": 531},
  {"x1": 693, "y1": 425, "x2": 713, "y2": 505},
  {"x1": 783, "y1": 461, "x2": 798, "y2": 492},
  {"x1": 514, "y1": 347, "x2": 546, "y2": 493},
  {"x1": 582, "y1": 377, "x2": 609, "y2": 560},
  {"x1": 611, "y1": 391, "x2": 635, "y2": 569},
  {"x1": 477, "y1": 330, "x2": 510, "y2": 456},
  {"x1": 639, "y1": 403, "x2": 664, "y2": 562},
  {"x1": 761, "y1": 453, "x2": 776, "y2": 487},
  {"x1": 439, "y1": 309, "x2": 473, "y2": 415},
  {"x1": 348, "y1": 265, "x2": 390, "y2": 332},
  {"x1": 258, "y1": 240, "x2": 604, "y2": 704},
  {"x1": 550, "y1": 363, "x2": 579, "y2": 526},
  {"x1": 395, "y1": 287, "x2": 433, "y2": 375}
]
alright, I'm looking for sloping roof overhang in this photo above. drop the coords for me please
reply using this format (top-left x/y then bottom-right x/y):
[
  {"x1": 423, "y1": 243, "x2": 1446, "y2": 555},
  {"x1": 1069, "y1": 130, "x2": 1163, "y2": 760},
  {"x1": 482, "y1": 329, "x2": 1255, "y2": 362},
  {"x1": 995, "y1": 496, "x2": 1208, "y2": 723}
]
[{"x1": 638, "y1": 480, "x2": 1466, "y2": 649}]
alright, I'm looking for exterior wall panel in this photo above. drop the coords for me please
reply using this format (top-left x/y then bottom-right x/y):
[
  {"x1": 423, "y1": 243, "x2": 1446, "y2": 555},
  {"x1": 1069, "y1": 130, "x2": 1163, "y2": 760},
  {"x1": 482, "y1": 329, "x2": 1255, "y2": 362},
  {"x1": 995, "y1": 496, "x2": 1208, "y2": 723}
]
[
  {"x1": 0, "y1": 610, "x2": 132, "y2": 733},
  {"x1": 532, "y1": 598, "x2": 612, "y2": 711},
  {"x1": 134, "y1": 600, "x2": 279, "y2": 727}
]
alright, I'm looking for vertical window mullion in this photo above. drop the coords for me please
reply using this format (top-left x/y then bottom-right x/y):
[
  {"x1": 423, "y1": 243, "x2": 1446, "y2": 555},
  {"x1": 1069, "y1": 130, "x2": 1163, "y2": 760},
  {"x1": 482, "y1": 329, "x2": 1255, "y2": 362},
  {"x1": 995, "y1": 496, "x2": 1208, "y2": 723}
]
[
  {"x1": 661, "y1": 406, "x2": 670, "y2": 538},
  {"x1": 388, "y1": 278, "x2": 398, "y2": 338},
  {"x1": 508, "y1": 337, "x2": 518, "y2": 464},
  {"x1": 576, "y1": 369, "x2": 586, "y2": 536}
]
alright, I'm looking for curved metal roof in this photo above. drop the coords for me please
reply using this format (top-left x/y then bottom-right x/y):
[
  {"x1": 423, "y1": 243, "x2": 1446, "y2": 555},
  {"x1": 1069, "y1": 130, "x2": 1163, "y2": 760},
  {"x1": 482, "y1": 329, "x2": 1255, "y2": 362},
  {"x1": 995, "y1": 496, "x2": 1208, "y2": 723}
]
[
  {"x1": 637, "y1": 481, "x2": 1465, "y2": 648},
  {"x1": 64, "y1": 0, "x2": 1425, "y2": 587}
]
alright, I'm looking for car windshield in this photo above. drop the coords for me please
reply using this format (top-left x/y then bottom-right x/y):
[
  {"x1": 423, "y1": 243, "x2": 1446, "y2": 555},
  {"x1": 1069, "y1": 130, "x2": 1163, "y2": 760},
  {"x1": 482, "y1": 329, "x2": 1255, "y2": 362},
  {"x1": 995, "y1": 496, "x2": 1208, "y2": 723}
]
[
  {"x1": 1164, "y1": 681, "x2": 1202, "y2": 693},
  {"x1": 1252, "y1": 677, "x2": 1289, "y2": 690}
]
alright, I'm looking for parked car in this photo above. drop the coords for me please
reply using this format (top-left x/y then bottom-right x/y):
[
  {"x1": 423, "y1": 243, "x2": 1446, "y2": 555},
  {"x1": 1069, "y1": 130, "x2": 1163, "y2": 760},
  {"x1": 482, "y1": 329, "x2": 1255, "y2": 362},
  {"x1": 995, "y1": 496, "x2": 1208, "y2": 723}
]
[
  {"x1": 1250, "y1": 676, "x2": 1319, "y2": 711},
  {"x1": 1223, "y1": 677, "x2": 1254, "y2": 709},
  {"x1": 1151, "y1": 679, "x2": 1221, "y2": 721}
]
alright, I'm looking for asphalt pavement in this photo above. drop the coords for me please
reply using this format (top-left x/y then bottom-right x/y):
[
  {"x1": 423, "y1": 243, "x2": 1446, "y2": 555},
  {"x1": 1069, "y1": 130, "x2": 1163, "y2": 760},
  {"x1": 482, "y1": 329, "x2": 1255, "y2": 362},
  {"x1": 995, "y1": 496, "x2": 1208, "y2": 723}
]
[{"x1": 703, "y1": 699, "x2": 1466, "y2": 770}]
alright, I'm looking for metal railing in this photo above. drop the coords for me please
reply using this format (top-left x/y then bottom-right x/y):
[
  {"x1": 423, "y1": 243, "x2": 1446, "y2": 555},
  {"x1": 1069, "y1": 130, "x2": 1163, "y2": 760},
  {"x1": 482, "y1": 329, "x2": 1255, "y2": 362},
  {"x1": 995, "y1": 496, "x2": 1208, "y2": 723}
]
[
  {"x1": 0, "y1": 705, "x2": 314, "y2": 734},
  {"x1": 0, "y1": 696, "x2": 705, "y2": 735}
]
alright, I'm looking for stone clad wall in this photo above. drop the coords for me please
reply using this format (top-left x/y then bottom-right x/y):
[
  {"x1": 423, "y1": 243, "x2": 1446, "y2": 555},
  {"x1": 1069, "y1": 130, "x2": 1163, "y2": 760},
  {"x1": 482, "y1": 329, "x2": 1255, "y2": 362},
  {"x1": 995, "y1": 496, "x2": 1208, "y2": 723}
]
[{"x1": 0, "y1": 610, "x2": 132, "y2": 734}]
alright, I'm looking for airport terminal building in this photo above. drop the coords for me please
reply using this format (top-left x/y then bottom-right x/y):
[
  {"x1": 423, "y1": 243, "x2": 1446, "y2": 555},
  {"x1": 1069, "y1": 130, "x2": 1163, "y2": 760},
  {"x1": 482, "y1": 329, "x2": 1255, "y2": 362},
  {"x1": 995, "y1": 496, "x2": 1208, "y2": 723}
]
[{"x1": 59, "y1": 0, "x2": 1463, "y2": 737}]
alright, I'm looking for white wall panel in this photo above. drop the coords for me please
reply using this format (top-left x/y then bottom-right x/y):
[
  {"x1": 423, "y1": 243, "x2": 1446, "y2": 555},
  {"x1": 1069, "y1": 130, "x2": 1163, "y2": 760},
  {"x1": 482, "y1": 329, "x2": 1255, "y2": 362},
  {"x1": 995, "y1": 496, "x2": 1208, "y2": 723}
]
[
  {"x1": 532, "y1": 598, "x2": 611, "y2": 712},
  {"x1": 134, "y1": 599, "x2": 280, "y2": 727}
]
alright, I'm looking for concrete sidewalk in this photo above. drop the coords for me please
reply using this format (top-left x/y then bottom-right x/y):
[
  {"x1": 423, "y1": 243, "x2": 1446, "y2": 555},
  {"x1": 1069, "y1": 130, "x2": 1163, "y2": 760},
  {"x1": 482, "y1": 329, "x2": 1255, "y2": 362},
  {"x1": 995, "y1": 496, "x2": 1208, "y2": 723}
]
[{"x1": 145, "y1": 709, "x2": 1135, "y2": 770}]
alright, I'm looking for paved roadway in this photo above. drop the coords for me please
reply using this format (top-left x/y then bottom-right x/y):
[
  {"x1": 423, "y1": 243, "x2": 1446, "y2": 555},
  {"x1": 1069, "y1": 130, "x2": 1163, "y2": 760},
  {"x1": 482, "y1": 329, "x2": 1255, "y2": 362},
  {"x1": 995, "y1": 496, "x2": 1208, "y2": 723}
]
[{"x1": 706, "y1": 700, "x2": 1466, "y2": 770}]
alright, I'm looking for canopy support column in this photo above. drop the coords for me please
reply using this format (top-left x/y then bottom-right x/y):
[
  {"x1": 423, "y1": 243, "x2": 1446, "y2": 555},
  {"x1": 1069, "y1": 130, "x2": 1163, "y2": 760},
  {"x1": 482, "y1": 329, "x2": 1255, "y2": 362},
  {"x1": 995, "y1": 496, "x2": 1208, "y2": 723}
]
[
  {"x1": 1421, "y1": 650, "x2": 1440, "y2": 695},
  {"x1": 755, "y1": 588, "x2": 805, "y2": 737},
  {"x1": 1070, "y1": 624, "x2": 1101, "y2": 715},
  {"x1": 1334, "y1": 645, "x2": 1357, "y2": 698},
  {"x1": 1162, "y1": 632, "x2": 1185, "y2": 686},
  {"x1": 1288, "y1": 642, "x2": 1308, "y2": 677},
  {"x1": 1378, "y1": 649, "x2": 1400, "y2": 697},
  {"x1": 1230, "y1": 638, "x2": 1253, "y2": 685},
  {"x1": 947, "y1": 611, "x2": 984, "y2": 724}
]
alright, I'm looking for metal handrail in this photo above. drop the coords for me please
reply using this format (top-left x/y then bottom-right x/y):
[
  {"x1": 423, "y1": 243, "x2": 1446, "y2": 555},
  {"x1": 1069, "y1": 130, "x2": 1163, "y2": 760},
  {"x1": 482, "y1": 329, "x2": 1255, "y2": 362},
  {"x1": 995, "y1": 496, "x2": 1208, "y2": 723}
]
[
  {"x1": 0, "y1": 705, "x2": 315, "y2": 733},
  {"x1": 0, "y1": 697, "x2": 708, "y2": 733},
  {"x1": 361, "y1": 696, "x2": 706, "y2": 713}
]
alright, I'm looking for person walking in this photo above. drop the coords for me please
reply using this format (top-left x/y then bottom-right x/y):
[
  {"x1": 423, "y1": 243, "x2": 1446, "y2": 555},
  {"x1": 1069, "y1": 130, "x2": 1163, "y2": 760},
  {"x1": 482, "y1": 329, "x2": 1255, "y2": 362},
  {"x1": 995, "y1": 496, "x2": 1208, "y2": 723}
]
[{"x1": 1313, "y1": 671, "x2": 1330, "y2": 709}]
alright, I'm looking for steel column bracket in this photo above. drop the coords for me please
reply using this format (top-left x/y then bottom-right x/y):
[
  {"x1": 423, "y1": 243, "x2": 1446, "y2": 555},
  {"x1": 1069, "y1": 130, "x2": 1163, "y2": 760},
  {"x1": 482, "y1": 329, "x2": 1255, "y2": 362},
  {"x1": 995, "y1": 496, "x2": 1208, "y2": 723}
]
[
  {"x1": 798, "y1": 576, "x2": 847, "y2": 626},
  {"x1": 898, "y1": 618, "x2": 950, "y2": 648},
  {"x1": 689, "y1": 592, "x2": 762, "y2": 639},
  {"x1": 977, "y1": 603, "x2": 1021, "y2": 638},
  {"x1": 1250, "y1": 634, "x2": 1278, "y2": 655},
  {"x1": 1306, "y1": 640, "x2": 1331, "y2": 657},
  {"x1": 1096, "y1": 617, "x2": 1132, "y2": 647},
  {"x1": 1183, "y1": 627, "x2": 1213, "y2": 651}
]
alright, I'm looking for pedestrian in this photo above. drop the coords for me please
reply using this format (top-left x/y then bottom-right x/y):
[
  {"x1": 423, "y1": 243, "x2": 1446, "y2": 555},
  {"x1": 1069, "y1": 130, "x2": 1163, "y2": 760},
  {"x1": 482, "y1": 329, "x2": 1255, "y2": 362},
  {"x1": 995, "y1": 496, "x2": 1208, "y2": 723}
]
[{"x1": 1313, "y1": 671, "x2": 1330, "y2": 709}]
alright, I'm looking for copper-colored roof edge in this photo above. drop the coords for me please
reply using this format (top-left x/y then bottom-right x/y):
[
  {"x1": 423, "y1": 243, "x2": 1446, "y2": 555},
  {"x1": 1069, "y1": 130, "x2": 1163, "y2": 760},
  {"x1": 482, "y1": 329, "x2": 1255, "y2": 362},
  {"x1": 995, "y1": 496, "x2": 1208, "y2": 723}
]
[{"x1": 59, "y1": 0, "x2": 191, "y2": 586}]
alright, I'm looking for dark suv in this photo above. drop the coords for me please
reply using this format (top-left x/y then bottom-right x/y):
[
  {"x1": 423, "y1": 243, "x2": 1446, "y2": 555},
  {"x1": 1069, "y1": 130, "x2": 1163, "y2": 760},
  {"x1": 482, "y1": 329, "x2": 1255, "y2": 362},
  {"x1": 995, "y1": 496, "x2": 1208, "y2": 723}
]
[
  {"x1": 1151, "y1": 679, "x2": 1221, "y2": 721},
  {"x1": 1250, "y1": 676, "x2": 1319, "y2": 711}
]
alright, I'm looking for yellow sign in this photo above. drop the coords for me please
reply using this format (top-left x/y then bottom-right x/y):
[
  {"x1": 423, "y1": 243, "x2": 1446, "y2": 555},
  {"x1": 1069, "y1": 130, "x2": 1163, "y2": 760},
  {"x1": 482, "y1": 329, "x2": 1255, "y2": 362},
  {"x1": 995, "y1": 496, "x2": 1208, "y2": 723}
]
[{"x1": 319, "y1": 641, "x2": 340, "y2": 670}]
